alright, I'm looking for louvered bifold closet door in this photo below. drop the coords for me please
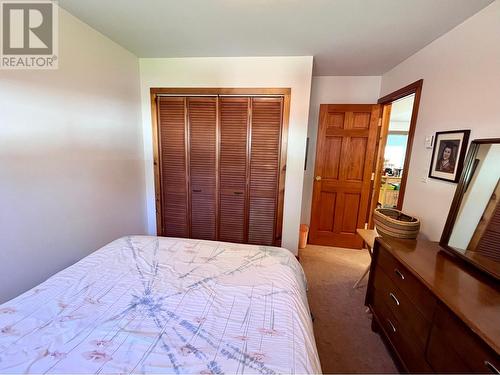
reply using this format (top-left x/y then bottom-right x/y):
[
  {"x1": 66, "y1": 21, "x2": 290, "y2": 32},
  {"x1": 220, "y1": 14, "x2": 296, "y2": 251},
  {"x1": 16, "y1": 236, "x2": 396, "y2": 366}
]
[
  {"x1": 157, "y1": 97, "x2": 189, "y2": 237},
  {"x1": 248, "y1": 98, "x2": 283, "y2": 245},
  {"x1": 218, "y1": 97, "x2": 249, "y2": 243},
  {"x1": 188, "y1": 97, "x2": 217, "y2": 240}
]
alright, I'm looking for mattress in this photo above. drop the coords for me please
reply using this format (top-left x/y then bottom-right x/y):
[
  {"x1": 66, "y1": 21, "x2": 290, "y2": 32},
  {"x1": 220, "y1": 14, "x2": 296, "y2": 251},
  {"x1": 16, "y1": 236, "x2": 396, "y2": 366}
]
[{"x1": 0, "y1": 236, "x2": 321, "y2": 374}]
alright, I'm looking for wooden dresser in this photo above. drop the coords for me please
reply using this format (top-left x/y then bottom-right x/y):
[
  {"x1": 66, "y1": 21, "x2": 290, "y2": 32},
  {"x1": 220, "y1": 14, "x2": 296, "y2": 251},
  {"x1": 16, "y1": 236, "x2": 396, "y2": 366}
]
[{"x1": 365, "y1": 236, "x2": 500, "y2": 373}]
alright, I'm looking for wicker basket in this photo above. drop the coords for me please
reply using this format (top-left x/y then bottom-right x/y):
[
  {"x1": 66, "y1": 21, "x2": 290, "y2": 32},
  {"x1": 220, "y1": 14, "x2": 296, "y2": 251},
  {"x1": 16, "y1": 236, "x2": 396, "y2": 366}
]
[{"x1": 373, "y1": 208, "x2": 420, "y2": 239}]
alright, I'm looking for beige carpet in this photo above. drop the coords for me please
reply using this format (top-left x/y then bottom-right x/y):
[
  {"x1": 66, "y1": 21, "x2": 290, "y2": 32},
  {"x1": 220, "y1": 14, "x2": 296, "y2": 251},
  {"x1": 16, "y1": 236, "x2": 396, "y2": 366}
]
[{"x1": 300, "y1": 244, "x2": 397, "y2": 374}]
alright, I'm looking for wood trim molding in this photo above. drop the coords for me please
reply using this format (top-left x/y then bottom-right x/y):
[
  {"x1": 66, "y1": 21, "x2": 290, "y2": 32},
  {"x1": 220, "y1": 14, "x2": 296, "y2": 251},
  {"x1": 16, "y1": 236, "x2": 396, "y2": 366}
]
[
  {"x1": 151, "y1": 87, "x2": 291, "y2": 96},
  {"x1": 215, "y1": 98, "x2": 220, "y2": 241},
  {"x1": 377, "y1": 79, "x2": 424, "y2": 210},
  {"x1": 276, "y1": 94, "x2": 290, "y2": 245},
  {"x1": 184, "y1": 97, "x2": 192, "y2": 237},
  {"x1": 244, "y1": 98, "x2": 252, "y2": 242},
  {"x1": 377, "y1": 79, "x2": 423, "y2": 105},
  {"x1": 150, "y1": 93, "x2": 162, "y2": 234},
  {"x1": 150, "y1": 88, "x2": 291, "y2": 245},
  {"x1": 368, "y1": 103, "x2": 392, "y2": 228}
]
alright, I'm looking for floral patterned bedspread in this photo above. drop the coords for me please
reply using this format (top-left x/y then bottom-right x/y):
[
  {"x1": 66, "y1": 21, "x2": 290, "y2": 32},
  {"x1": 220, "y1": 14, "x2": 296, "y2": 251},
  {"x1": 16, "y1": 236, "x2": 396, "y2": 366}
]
[{"x1": 0, "y1": 236, "x2": 321, "y2": 374}]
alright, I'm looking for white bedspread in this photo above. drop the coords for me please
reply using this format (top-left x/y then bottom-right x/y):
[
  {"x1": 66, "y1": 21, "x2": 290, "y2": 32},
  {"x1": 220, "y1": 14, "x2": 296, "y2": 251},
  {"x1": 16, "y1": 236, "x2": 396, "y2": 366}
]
[{"x1": 0, "y1": 236, "x2": 321, "y2": 374}]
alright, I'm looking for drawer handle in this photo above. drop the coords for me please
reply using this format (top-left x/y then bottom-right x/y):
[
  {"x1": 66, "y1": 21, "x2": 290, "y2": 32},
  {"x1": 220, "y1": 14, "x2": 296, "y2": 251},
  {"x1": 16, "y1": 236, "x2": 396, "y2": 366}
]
[
  {"x1": 485, "y1": 361, "x2": 500, "y2": 374},
  {"x1": 233, "y1": 191, "x2": 243, "y2": 195},
  {"x1": 389, "y1": 292, "x2": 400, "y2": 306},
  {"x1": 192, "y1": 189, "x2": 202, "y2": 193},
  {"x1": 386, "y1": 319, "x2": 396, "y2": 333},
  {"x1": 394, "y1": 268, "x2": 405, "y2": 280}
]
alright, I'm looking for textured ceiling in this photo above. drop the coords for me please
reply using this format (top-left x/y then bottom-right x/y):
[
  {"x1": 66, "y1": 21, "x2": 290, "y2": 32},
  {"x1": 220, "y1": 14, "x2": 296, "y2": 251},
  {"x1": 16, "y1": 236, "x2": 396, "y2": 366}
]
[{"x1": 59, "y1": 0, "x2": 493, "y2": 75}]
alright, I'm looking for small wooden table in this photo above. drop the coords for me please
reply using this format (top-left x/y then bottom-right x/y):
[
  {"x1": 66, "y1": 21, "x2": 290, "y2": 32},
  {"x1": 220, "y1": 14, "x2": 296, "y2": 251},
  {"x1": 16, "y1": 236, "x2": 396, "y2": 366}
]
[{"x1": 353, "y1": 228, "x2": 378, "y2": 289}]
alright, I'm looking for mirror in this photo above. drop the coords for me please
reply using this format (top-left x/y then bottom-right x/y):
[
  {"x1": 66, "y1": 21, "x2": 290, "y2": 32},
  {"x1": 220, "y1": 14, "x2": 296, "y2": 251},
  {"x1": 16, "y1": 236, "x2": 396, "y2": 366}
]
[{"x1": 440, "y1": 139, "x2": 500, "y2": 280}]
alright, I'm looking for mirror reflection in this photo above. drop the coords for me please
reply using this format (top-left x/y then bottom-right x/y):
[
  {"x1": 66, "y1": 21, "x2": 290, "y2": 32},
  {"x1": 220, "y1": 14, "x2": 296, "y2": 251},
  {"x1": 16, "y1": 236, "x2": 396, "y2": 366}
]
[{"x1": 449, "y1": 143, "x2": 500, "y2": 261}]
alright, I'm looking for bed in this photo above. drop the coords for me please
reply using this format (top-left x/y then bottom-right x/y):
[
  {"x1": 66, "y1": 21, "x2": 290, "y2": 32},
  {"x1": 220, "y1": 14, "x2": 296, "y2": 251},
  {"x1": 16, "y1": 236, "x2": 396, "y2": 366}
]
[{"x1": 0, "y1": 236, "x2": 321, "y2": 374}]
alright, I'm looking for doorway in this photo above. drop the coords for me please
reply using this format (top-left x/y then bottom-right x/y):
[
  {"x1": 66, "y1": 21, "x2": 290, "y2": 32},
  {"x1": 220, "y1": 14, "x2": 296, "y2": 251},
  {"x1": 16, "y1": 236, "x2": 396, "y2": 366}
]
[
  {"x1": 368, "y1": 80, "x2": 423, "y2": 227},
  {"x1": 309, "y1": 80, "x2": 423, "y2": 248},
  {"x1": 376, "y1": 95, "x2": 414, "y2": 208}
]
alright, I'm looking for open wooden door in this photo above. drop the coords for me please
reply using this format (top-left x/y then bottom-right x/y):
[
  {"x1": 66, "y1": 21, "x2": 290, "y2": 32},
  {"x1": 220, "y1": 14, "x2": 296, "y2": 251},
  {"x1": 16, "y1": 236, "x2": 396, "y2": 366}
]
[
  {"x1": 367, "y1": 103, "x2": 392, "y2": 227},
  {"x1": 309, "y1": 104, "x2": 380, "y2": 249}
]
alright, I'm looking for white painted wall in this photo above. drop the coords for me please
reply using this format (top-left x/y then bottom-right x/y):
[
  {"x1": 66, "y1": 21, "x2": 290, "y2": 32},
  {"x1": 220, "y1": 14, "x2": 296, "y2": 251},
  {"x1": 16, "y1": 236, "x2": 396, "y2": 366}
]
[
  {"x1": 301, "y1": 76, "x2": 381, "y2": 224},
  {"x1": 379, "y1": 0, "x2": 500, "y2": 241},
  {"x1": 139, "y1": 57, "x2": 313, "y2": 255},
  {"x1": 0, "y1": 9, "x2": 146, "y2": 303}
]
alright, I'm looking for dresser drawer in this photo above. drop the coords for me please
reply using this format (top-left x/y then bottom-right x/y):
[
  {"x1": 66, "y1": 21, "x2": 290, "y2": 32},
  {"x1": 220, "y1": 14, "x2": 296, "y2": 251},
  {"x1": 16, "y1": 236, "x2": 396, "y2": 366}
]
[
  {"x1": 377, "y1": 245, "x2": 436, "y2": 321},
  {"x1": 427, "y1": 304, "x2": 500, "y2": 374},
  {"x1": 372, "y1": 288, "x2": 433, "y2": 373},
  {"x1": 373, "y1": 266, "x2": 434, "y2": 350}
]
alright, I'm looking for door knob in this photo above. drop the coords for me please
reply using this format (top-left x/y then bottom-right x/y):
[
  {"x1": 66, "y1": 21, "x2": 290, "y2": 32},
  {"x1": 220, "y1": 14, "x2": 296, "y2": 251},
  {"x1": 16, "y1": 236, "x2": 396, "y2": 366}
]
[{"x1": 315, "y1": 176, "x2": 322, "y2": 181}]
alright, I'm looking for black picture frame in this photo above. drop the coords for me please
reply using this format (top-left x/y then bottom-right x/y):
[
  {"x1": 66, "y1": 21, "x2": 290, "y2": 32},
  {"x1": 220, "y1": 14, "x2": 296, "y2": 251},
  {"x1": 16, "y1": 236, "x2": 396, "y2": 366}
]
[
  {"x1": 428, "y1": 129, "x2": 470, "y2": 183},
  {"x1": 304, "y1": 137, "x2": 309, "y2": 170}
]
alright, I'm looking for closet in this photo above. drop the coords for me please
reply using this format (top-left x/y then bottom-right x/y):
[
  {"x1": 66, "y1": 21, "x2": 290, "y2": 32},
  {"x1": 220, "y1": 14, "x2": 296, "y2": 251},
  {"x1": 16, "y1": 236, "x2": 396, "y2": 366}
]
[{"x1": 153, "y1": 90, "x2": 289, "y2": 247}]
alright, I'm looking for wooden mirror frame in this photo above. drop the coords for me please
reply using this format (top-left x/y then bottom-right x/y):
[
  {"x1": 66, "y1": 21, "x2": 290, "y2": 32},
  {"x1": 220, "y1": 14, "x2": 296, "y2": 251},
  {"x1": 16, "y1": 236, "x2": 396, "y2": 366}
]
[{"x1": 440, "y1": 138, "x2": 500, "y2": 280}]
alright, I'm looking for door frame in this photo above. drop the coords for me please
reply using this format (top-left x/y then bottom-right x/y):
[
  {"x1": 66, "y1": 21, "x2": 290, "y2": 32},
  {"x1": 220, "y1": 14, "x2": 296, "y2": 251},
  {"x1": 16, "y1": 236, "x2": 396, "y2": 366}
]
[
  {"x1": 150, "y1": 87, "x2": 291, "y2": 244},
  {"x1": 369, "y1": 79, "x2": 423, "y2": 222}
]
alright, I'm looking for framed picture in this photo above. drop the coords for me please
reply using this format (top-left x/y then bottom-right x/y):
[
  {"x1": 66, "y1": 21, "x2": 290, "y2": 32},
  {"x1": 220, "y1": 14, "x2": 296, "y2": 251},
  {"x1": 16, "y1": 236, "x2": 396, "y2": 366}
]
[{"x1": 429, "y1": 130, "x2": 470, "y2": 183}]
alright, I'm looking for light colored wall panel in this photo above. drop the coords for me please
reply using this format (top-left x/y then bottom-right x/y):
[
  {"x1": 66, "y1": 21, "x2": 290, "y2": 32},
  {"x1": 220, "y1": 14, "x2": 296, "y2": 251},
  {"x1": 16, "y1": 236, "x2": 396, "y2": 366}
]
[{"x1": 0, "y1": 9, "x2": 146, "y2": 303}]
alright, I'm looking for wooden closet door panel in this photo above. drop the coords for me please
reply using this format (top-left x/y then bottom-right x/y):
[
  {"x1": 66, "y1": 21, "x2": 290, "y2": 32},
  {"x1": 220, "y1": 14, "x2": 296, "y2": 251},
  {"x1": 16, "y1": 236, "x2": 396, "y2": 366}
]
[
  {"x1": 248, "y1": 97, "x2": 282, "y2": 245},
  {"x1": 188, "y1": 97, "x2": 217, "y2": 240},
  {"x1": 157, "y1": 97, "x2": 188, "y2": 237},
  {"x1": 218, "y1": 97, "x2": 249, "y2": 243}
]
